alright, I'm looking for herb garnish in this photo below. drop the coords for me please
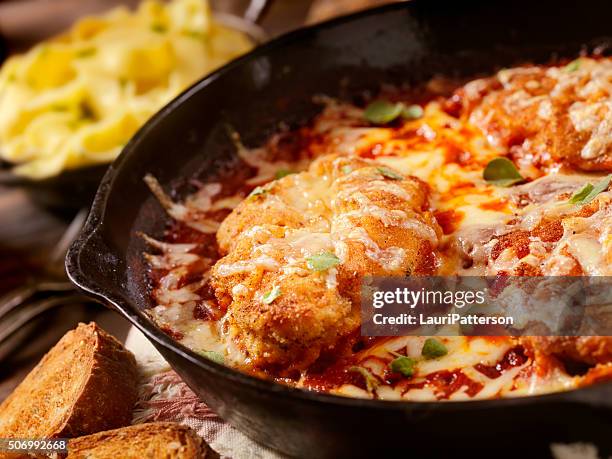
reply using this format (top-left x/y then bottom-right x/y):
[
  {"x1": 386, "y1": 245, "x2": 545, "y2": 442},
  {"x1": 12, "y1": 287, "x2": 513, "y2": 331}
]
[
  {"x1": 275, "y1": 169, "x2": 294, "y2": 179},
  {"x1": 568, "y1": 183, "x2": 594, "y2": 205},
  {"x1": 248, "y1": 186, "x2": 268, "y2": 197},
  {"x1": 377, "y1": 167, "x2": 404, "y2": 181},
  {"x1": 364, "y1": 100, "x2": 404, "y2": 124},
  {"x1": 403, "y1": 104, "x2": 424, "y2": 120},
  {"x1": 568, "y1": 175, "x2": 611, "y2": 206},
  {"x1": 421, "y1": 338, "x2": 448, "y2": 359},
  {"x1": 151, "y1": 23, "x2": 167, "y2": 33},
  {"x1": 389, "y1": 356, "x2": 417, "y2": 377},
  {"x1": 364, "y1": 100, "x2": 424, "y2": 124},
  {"x1": 183, "y1": 30, "x2": 204, "y2": 39},
  {"x1": 263, "y1": 286, "x2": 282, "y2": 304},
  {"x1": 76, "y1": 47, "x2": 96, "y2": 58},
  {"x1": 483, "y1": 157, "x2": 524, "y2": 187},
  {"x1": 306, "y1": 252, "x2": 340, "y2": 271},
  {"x1": 198, "y1": 350, "x2": 224, "y2": 364},
  {"x1": 563, "y1": 59, "x2": 581, "y2": 73},
  {"x1": 348, "y1": 366, "x2": 379, "y2": 392}
]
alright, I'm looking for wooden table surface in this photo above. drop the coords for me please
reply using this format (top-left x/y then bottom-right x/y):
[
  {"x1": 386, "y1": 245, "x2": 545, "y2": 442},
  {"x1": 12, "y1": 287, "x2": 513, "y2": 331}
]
[{"x1": 0, "y1": 186, "x2": 133, "y2": 400}]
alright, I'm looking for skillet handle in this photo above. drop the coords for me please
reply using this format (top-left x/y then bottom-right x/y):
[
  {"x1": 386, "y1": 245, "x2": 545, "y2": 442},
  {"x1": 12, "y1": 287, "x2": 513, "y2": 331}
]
[
  {"x1": 65, "y1": 219, "x2": 163, "y2": 338},
  {"x1": 65, "y1": 212, "x2": 117, "y2": 310}
]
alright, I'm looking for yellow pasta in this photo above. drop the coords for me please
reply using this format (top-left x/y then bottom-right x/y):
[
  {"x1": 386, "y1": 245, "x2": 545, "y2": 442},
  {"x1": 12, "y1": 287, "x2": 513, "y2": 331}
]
[{"x1": 0, "y1": 0, "x2": 252, "y2": 179}]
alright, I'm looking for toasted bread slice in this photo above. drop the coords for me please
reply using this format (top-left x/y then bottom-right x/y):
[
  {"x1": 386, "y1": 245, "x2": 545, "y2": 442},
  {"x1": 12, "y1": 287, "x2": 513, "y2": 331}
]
[
  {"x1": 0, "y1": 322, "x2": 139, "y2": 443},
  {"x1": 66, "y1": 422, "x2": 215, "y2": 458}
]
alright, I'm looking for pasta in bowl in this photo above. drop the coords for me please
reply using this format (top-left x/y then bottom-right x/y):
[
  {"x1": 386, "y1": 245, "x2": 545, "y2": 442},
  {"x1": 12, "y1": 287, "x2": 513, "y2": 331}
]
[{"x1": 0, "y1": 0, "x2": 252, "y2": 179}]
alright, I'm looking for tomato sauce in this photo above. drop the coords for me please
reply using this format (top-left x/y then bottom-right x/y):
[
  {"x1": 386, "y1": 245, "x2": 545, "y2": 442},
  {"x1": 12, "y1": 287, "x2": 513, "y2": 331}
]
[
  {"x1": 478, "y1": 199, "x2": 509, "y2": 212},
  {"x1": 474, "y1": 346, "x2": 528, "y2": 379},
  {"x1": 434, "y1": 209, "x2": 464, "y2": 235}
]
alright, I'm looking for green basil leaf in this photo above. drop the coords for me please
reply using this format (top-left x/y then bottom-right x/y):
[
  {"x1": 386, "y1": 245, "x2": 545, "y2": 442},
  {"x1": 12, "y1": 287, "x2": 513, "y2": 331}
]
[
  {"x1": 402, "y1": 104, "x2": 424, "y2": 120},
  {"x1": 76, "y1": 47, "x2": 96, "y2": 58},
  {"x1": 341, "y1": 165, "x2": 353, "y2": 174},
  {"x1": 563, "y1": 59, "x2": 581, "y2": 73},
  {"x1": 275, "y1": 169, "x2": 295, "y2": 179},
  {"x1": 421, "y1": 338, "x2": 448, "y2": 359},
  {"x1": 364, "y1": 100, "x2": 404, "y2": 124},
  {"x1": 348, "y1": 366, "x2": 379, "y2": 392},
  {"x1": 248, "y1": 186, "x2": 268, "y2": 197},
  {"x1": 183, "y1": 30, "x2": 204, "y2": 39},
  {"x1": 306, "y1": 252, "x2": 340, "y2": 271},
  {"x1": 262, "y1": 286, "x2": 281, "y2": 304},
  {"x1": 151, "y1": 23, "x2": 167, "y2": 33},
  {"x1": 389, "y1": 356, "x2": 417, "y2": 377},
  {"x1": 198, "y1": 350, "x2": 224, "y2": 364},
  {"x1": 570, "y1": 174, "x2": 612, "y2": 206},
  {"x1": 568, "y1": 183, "x2": 594, "y2": 204},
  {"x1": 483, "y1": 157, "x2": 524, "y2": 187},
  {"x1": 377, "y1": 166, "x2": 404, "y2": 181}
]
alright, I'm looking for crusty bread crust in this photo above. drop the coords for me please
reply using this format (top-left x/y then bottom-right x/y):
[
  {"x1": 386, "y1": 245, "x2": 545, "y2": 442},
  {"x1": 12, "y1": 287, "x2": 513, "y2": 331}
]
[
  {"x1": 66, "y1": 422, "x2": 214, "y2": 459},
  {"x1": 0, "y1": 322, "x2": 139, "y2": 448}
]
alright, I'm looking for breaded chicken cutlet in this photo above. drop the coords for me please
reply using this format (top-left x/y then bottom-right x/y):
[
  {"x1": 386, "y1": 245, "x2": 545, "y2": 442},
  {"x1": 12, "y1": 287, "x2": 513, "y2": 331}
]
[
  {"x1": 455, "y1": 57, "x2": 612, "y2": 172},
  {"x1": 211, "y1": 155, "x2": 441, "y2": 371}
]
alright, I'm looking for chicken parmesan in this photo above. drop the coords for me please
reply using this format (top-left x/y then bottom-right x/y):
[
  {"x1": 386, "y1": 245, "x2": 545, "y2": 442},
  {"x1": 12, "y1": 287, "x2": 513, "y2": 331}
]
[{"x1": 143, "y1": 56, "x2": 612, "y2": 401}]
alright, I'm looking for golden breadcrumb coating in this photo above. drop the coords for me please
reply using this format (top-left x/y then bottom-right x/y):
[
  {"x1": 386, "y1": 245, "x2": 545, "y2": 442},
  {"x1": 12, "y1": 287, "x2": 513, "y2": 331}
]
[
  {"x1": 455, "y1": 58, "x2": 612, "y2": 172},
  {"x1": 211, "y1": 155, "x2": 441, "y2": 371}
]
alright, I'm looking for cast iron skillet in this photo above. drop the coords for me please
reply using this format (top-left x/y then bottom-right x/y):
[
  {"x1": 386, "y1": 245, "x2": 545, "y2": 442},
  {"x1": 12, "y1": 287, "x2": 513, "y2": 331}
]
[{"x1": 67, "y1": 0, "x2": 612, "y2": 457}]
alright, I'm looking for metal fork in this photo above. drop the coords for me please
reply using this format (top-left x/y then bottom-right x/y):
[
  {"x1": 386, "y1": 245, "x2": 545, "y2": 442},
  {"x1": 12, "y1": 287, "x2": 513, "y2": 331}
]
[
  {"x1": 212, "y1": 0, "x2": 271, "y2": 44},
  {"x1": 0, "y1": 209, "x2": 92, "y2": 349}
]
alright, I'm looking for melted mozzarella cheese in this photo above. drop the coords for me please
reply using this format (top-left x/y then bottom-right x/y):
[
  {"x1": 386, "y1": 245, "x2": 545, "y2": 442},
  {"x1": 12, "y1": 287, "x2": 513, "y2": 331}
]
[{"x1": 146, "y1": 95, "x2": 610, "y2": 399}]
